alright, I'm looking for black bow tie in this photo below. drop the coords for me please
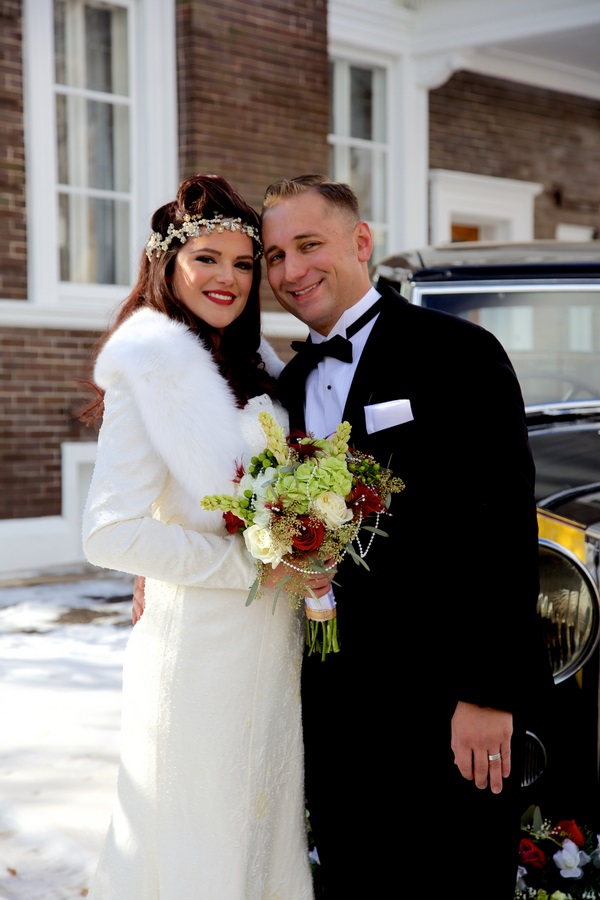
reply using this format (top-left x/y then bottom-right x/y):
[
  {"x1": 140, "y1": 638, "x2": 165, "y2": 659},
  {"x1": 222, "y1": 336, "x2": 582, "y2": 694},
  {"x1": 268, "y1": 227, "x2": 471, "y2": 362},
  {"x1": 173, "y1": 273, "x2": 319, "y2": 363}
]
[
  {"x1": 289, "y1": 298, "x2": 384, "y2": 370},
  {"x1": 290, "y1": 333, "x2": 353, "y2": 364}
]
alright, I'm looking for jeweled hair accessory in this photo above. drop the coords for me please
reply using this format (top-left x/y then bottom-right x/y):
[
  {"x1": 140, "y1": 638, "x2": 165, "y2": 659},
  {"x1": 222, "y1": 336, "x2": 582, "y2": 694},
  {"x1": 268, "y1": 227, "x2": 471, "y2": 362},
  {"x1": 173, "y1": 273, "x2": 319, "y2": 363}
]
[{"x1": 145, "y1": 213, "x2": 263, "y2": 261}]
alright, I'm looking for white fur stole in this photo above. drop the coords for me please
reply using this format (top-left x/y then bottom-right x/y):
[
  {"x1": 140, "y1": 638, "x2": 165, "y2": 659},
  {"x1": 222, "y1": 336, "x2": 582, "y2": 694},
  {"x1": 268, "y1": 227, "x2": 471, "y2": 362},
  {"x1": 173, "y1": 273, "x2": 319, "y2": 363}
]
[{"x1": 94, "y1": 307, "x2": 281, "y2": 507}]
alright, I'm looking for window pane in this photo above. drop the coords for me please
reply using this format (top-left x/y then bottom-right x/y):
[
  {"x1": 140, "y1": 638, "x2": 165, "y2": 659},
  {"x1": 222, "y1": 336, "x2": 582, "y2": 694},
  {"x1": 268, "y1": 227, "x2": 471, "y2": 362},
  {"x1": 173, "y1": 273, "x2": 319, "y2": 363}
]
[
  {"x1": 350, "y1": 146, "x2": 373, "y2": 218},
  {"x1": 87, "y1": 6, "x2": 116, "y2": 93},
  {"x1": 56, "y1": 93, "x2": 68, "y2": 184},
  {"x1": 59, "y1": 193, "x2": 129, "y2": 284},
  {"x1": 329, "y1": 61, "x2": 335, "y2": 132},
  {"x1": 350, "y1": 67, "x2": 373, "y2": 141},
  {"x1": 88, "y1": 98, "x2": 130, "y2": 191},
  {"x1": 451, "y1": 223, "x2": 480, "y2": 242},
  {"x1": 54, "y1": 0, "x2": 67, "y2": 84},
  {"x1": 56, "y1": 95, "x2": 129, "y2": 191},
  {"x1": 54, "y1": 1, "x2": 128, "y2": 95}
]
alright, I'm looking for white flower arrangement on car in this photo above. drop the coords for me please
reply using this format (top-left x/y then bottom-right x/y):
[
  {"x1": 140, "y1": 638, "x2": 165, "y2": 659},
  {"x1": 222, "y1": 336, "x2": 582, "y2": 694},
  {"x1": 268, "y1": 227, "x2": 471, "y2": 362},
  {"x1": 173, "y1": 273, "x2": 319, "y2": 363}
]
[{"x1": 515, "y1": 805, "x2": 600, "y2": 899}]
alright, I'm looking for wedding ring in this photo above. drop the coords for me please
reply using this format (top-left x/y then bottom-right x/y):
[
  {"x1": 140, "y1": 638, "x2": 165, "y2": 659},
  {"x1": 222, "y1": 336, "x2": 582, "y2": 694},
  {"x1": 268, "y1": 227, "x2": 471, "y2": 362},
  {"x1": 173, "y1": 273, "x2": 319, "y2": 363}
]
[{"x1": 488, "y1": 752, "x2": 502, "y2": 761}]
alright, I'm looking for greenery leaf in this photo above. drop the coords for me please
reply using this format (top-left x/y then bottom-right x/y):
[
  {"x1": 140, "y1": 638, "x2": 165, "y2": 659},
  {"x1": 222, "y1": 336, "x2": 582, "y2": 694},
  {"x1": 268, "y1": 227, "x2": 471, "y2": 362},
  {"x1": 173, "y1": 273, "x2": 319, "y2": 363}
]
[
  {"x1": 361, "y1": 525, "x2": 389, "y2": 537},
  {"x1": 346, "y1": 543, "x2": 371, "y2": 569},
  {"x1": 245, "y1": 578, "x2": 260, "y2": 607}
]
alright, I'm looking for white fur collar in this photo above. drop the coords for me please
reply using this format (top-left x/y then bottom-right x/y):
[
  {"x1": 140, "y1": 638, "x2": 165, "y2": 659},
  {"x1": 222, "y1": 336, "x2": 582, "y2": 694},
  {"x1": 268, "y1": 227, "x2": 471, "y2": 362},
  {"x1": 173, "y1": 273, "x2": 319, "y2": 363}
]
[{"x1": 95, "y1": 307, "x2": 281, "y2": 502}]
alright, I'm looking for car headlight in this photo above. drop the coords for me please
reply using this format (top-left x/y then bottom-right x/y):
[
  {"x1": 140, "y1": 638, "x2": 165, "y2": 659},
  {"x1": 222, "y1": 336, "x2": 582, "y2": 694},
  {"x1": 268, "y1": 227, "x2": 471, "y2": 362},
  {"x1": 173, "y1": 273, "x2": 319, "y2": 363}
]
[{"x1": 537, "y1": 537, "x2": 600, "y2": 683}]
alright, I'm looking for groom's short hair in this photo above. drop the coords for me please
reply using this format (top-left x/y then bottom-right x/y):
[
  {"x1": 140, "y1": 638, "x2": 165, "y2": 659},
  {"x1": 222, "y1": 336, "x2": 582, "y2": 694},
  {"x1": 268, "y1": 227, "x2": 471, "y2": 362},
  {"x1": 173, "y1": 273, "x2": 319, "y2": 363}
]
[{"x1": 262, "y1": 174, "x2": 360, "y2": 223}]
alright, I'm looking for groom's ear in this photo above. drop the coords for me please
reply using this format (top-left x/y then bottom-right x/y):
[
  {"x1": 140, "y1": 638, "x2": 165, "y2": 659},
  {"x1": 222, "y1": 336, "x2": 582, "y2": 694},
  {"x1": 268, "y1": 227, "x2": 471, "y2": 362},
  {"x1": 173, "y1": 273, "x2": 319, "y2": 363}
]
[{"x1": 355, "y1": 221, "x2": 373, "y2": 263}]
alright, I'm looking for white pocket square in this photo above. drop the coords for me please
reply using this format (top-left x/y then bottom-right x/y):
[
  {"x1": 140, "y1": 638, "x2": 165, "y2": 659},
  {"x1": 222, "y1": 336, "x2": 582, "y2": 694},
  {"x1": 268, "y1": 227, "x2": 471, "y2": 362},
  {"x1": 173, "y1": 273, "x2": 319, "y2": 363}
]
[{"x1": 364, "y1": 398, "x2": 414, "y2": 434}]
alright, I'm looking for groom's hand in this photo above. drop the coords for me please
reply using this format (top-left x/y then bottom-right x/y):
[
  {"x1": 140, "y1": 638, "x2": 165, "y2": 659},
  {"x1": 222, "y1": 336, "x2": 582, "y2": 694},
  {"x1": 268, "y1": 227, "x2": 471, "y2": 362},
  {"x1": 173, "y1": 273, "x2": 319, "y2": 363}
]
[{"x1": 451, "y1": 700, "x2": 512, "y2": 794}]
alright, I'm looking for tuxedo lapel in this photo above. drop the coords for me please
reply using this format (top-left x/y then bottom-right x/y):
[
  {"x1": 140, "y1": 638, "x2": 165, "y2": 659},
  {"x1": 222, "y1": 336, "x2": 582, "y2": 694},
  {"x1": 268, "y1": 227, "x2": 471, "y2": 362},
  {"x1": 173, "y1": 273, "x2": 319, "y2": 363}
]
[
  {"x1": 278, "y1": 284, "x2": 410, "y2": 439},
  {"x1": 342, "y1": 285, "x2": 410, "y2": 446}
]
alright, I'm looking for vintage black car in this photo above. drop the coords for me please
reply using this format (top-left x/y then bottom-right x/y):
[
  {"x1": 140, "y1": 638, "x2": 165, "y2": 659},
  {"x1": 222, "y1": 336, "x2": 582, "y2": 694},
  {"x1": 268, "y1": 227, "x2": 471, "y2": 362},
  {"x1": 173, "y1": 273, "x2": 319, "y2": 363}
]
[{"x1": 372, "y1": 241, "x2": 600, "y2": 820}]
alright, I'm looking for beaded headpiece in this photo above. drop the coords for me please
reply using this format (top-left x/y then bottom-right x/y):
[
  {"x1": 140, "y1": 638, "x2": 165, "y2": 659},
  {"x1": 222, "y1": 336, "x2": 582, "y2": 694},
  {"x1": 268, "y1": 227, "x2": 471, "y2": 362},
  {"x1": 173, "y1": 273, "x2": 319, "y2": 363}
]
[{"x1": 145, "y1": 213, "x2": 263, "y2": 261}]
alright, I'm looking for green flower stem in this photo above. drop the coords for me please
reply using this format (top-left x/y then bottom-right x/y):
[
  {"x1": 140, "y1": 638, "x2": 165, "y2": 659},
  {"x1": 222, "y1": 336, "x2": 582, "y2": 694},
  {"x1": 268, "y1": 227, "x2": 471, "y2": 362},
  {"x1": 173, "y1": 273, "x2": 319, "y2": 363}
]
[{"x1": 306, "y1": 617, "x2": 340, "y2": 661}]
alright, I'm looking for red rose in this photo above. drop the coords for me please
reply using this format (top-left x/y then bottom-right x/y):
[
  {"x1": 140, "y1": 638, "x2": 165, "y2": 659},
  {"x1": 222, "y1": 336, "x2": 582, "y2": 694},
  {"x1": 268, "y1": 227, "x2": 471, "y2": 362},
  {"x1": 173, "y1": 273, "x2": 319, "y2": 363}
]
[
  {"x1": 552, "y1": 820, "x2": 585, "y2": 847},
  {"x1": 519, "y1": 838, "x2": 547, "y2": 869},
  {"x1": 223, "y1": 511, "x2": 245, "y2": 534},
  {"x1": 348, "y1": 482, "x2": 385, "y2": 517},
  {"x1": 291, "y1": 516, "x2": 325, "y2": 551}
]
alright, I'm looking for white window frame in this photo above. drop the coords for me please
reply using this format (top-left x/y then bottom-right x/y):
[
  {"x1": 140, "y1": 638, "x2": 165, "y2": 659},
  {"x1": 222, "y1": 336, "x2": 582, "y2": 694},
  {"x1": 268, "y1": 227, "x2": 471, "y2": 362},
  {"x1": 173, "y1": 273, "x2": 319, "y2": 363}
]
[
  {"x1": 556, "y1": 223, "x2": 597, "y2": 242},
  {"x1": 0, "y1": 441, "x2": 98, "y2": 572},
  {"x1": 328, "y1": 52, "x2": 393, "y2": 261},
  {"x1": 429, "y1": 169, "x2": 543, "y2": 244},
  {"x1": 13, "y1": 0, "x2": 177, "y2": 330}
]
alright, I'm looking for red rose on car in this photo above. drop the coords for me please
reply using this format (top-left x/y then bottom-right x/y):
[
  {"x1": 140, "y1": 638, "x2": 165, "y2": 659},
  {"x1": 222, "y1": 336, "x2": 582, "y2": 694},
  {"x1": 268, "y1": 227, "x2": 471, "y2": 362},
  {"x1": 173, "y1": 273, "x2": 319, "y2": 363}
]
[
  {"x1": 291, "y1": 516, "x2": 325, "y2": 551},
  {"x1": 552, "y1": 820, "x2": 585, "y2": 847},
  {"x1": 519, "y1": 838, "x2": 547, "y2": 869}
]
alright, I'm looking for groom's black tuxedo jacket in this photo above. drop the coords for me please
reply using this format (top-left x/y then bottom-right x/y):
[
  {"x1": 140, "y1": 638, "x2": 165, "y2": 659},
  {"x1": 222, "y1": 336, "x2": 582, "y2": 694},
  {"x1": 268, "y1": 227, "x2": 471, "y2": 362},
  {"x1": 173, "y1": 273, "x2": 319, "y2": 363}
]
[{"x1": 279, "y1": 282, "x2": 553, "y2": 739}]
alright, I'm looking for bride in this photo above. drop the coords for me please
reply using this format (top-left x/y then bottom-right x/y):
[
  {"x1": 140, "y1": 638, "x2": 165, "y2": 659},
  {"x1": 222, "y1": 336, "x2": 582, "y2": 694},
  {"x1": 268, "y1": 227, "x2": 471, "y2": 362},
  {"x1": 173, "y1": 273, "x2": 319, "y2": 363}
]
[{"x1": 81, "y1": 173, "x2": 331, "y2": 899}]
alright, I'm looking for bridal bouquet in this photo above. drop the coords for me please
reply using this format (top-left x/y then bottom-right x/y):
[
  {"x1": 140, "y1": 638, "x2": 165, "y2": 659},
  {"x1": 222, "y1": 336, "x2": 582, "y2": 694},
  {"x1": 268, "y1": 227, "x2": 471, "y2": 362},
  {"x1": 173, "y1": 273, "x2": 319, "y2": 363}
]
[
  {"x1": 200, "y1": 411, "x2": 404, "y2": 659},
  {"x1": 515, "y1": 806, "x2": 600, "y2": 899}
]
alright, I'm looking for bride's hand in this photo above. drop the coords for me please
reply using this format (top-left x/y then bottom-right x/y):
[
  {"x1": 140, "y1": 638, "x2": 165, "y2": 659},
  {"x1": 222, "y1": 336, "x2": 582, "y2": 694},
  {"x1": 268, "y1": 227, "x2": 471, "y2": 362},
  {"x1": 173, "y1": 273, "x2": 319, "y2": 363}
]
[
  {"x1": 262, "y1": 556, "x2": 336, "y2": 598},
  {"x1": 302, "y1": 565, "x2": 335, "y2": 598},
  {"x1": 132, "y1": 575, "x2": 146, "y2": 624}
]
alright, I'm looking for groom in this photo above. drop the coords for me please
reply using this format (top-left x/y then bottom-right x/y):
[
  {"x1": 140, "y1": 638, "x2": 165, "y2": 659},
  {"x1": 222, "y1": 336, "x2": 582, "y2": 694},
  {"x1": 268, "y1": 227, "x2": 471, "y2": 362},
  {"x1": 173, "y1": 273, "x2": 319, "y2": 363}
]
[{"x1": 260, "y1": 175, "x2": 554, "y2": 899}]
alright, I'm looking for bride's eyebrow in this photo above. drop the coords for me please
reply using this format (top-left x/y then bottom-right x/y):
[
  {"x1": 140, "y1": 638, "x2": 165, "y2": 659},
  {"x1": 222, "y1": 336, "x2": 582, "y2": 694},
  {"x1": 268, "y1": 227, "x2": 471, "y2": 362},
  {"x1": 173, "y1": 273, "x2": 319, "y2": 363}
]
[{"x1": 191, "y1": 246, "x2": 253, "y2": 261}]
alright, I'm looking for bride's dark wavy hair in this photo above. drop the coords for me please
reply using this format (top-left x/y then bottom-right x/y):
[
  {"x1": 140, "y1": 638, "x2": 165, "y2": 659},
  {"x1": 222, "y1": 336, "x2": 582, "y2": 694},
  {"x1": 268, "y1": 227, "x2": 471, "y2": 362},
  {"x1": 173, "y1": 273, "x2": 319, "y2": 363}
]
[{"x1": 81, "y1": 173, "x2": 276, "y2": 422}]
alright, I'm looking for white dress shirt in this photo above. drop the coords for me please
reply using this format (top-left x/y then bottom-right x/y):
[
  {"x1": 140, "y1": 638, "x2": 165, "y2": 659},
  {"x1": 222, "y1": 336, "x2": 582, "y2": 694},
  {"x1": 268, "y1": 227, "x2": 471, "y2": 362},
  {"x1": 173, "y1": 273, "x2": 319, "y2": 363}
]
[
  {"x1": 304, "y1": 286, "x2": 382, "y2": 440},
  {"x1": 303, "y1": 286, "x2": 382, "y2": 614}
]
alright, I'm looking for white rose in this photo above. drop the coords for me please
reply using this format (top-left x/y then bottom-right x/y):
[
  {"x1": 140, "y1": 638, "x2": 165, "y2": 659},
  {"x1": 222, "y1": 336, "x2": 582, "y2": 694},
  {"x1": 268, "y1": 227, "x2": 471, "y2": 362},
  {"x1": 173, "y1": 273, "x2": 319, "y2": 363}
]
[
  {"x1": 243, "y1": 524, "x2": 281, "y2": 567},
  {"x1": 311, "y1": 492, "x2": 353, "y2": 529}
]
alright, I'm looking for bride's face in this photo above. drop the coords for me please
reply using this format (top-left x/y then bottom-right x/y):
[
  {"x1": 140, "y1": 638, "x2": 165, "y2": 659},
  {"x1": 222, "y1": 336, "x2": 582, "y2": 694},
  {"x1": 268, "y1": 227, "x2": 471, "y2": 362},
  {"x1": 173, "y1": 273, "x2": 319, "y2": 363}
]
[{"x1": 171, "y1": 230, "x2": 254, "y2": 332}]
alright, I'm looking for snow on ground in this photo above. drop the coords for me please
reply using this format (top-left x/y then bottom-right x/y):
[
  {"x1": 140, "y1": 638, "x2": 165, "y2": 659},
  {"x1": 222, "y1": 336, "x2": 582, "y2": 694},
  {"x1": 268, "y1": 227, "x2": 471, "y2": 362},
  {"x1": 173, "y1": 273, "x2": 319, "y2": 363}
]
[{"x1": 0, "y1": 565, "x2": 133, "y2": 899}]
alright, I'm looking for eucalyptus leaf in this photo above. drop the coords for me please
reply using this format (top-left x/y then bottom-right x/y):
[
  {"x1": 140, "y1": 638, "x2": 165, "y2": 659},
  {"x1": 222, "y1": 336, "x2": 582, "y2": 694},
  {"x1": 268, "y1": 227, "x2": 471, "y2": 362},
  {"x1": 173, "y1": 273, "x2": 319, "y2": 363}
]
[
  {"x1": 346, "y1": 544, "x2": 371, "y2": 570},
  {"x1": 361, "y1": 525, "x2": 389, "y2": 537},
  {"x1": 245, "y1": 578, "x2": 260, "y2": 607}
]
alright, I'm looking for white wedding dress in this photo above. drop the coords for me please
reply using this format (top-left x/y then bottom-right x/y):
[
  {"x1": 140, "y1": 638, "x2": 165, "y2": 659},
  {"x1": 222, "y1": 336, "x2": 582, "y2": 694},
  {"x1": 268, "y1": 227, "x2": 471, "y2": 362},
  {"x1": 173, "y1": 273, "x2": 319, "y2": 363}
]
[{"x1": 83, "y1": 313, "x2": 314, "y2": 900}]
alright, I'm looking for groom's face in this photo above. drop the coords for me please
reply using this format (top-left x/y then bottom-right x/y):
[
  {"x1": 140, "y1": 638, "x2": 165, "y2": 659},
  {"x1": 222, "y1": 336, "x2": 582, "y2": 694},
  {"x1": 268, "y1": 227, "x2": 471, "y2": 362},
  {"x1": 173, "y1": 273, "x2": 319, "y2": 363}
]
[{"x1": 262, "y1": 189, "x2": 373, "y2": 337}]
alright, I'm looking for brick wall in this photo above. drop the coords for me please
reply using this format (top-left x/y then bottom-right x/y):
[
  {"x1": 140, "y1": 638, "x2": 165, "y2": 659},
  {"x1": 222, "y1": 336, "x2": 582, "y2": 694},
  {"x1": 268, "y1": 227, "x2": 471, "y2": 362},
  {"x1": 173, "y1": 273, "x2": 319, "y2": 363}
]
[
  {"x1": 0, "y1": 0, "x2": 27, "y2": 300},
  {"x1": 0, "y1": 327, "x2": 99, "y2": 519},
  {"x1": 429, "y1": 71, "x2": 600, "y2": 239},
  {"x1": 176, "y1": 0, "x2": 329, "y2": 206},
  {"x1": 175, "y1": 0, "x2": 330, "y2": 312}
]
